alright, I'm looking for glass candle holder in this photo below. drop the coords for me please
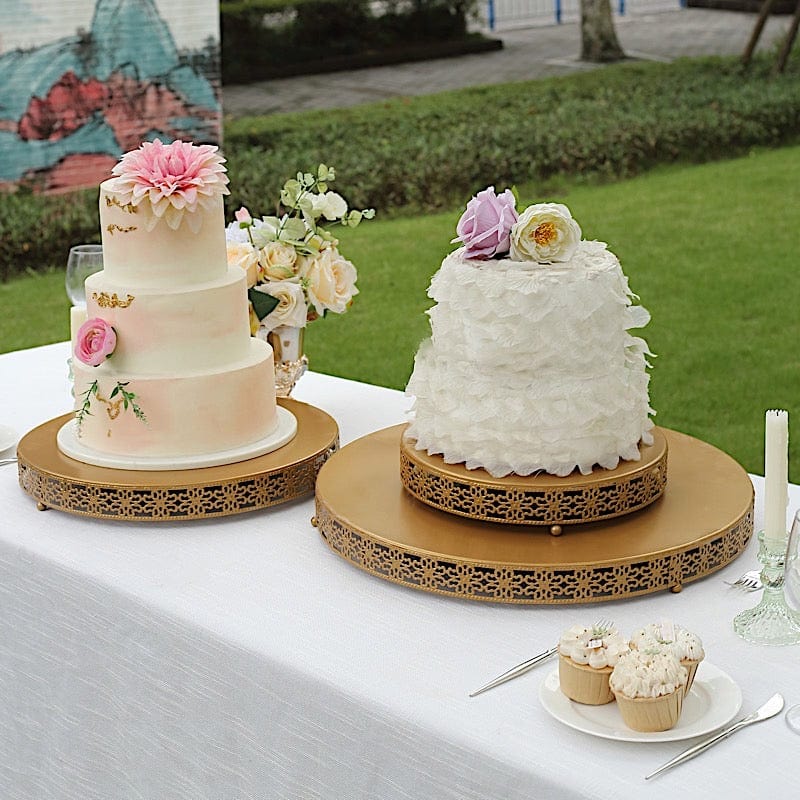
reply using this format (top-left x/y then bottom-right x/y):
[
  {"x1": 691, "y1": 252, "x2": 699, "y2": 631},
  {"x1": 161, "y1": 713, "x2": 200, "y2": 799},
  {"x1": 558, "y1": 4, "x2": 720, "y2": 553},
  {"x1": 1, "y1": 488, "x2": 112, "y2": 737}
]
[{"x1": 733, "y1": 530, "x2": 800, "y2": 645}]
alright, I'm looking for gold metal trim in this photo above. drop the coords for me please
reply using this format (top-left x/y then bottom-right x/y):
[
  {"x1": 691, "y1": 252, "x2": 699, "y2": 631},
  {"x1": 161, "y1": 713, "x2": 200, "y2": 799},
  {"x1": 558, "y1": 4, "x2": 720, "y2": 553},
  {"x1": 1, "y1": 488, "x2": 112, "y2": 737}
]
[
  {"x1": 17, "y1": 399, "x2": 338, "y2": 521},
  {"x1": 400, "y1": 431, "x2": 668, "y2": 526},
  {"x1": 314, "y1": 425, "x2": 755, "y2": 605}
]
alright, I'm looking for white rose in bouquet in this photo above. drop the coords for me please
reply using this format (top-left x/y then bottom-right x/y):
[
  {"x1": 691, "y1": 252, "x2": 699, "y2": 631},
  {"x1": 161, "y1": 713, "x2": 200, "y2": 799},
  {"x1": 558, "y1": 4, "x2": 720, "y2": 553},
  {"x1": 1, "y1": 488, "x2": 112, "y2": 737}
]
[
  {"x1": 312, "y1": 191, "x2": 348, "y2": 221},
  {"x1": 258, "y1": 241, "x2": 298, "y2": 281},
  {"x1": 510, "y1": 203, "x2": 582, "y2": 263},
  {"x1": 253, "y1": 280, "x2": 308, "y2": 331},
  {"x1": 300, "y1": 246, "x2": 358, "y2": 316},
  {"x1": 226, "y1": 241, "x2": 259, "y2": 287}
]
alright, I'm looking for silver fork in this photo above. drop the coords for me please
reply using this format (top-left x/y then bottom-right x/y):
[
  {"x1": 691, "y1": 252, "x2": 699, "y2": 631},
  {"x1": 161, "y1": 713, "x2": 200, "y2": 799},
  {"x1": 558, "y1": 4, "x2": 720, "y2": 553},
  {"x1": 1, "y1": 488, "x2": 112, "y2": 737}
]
[
  {"x1": 724, "y1": 569, "x2": 762, "y2": 592},
  {"x1": 0, "y1": 458, "x2": 17, "y2": 466},
  {"x1": 469, "y1": 618, "x2": 614, "y2": 698}
]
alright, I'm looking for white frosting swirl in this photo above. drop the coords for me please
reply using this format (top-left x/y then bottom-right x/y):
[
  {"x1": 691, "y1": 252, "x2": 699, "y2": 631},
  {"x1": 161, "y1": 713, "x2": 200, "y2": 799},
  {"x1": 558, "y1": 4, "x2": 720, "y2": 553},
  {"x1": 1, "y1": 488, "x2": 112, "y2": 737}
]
[
  {"x1": 558, "y1": 624, "x2": 628, "y2": 668},
  {"x1": 610, "y1": 649, "x2": 687, "y2": 699},
  {"x1": 630, "y1": 623, "x2": 704, "y2": 662}
]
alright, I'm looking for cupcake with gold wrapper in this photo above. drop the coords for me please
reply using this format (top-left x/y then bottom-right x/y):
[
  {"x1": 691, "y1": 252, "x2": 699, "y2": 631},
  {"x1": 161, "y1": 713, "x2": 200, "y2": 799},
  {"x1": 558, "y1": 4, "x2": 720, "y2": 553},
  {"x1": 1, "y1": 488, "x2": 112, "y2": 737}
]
[
  {"x1": 610, "y1": 649, "x2": 687, "y2": 732},
  {"x1": 557, "y1": 623, "x2": 628, "y2": 705},
  {"x1": 630, "y1": 621, "x2": 705, "y2": 692}
]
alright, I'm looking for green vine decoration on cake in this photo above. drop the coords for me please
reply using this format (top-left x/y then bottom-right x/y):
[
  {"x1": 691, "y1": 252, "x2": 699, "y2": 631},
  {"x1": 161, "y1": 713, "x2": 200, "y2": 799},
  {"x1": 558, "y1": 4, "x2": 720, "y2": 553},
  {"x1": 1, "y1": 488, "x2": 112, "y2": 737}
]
[
  {"x1": 75, "y1": 379, "x2": 147, "y2": 436},
  {"x1": 109, "y1": 382, "x2": 147, "y2": 423}
]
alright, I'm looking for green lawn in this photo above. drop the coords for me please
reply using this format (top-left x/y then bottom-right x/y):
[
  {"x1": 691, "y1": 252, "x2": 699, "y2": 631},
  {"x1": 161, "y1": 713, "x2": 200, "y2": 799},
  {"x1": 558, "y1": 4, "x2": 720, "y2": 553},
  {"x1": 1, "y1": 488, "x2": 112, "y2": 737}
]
[{"x1": 3, "y1": 145, "x2": 799, "y2": 479}]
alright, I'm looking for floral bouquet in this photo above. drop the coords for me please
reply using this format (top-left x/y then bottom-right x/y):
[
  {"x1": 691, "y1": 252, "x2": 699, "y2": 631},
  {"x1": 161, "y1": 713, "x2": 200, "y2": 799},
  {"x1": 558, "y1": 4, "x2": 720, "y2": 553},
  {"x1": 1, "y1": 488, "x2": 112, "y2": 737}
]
[
  {"x1": 452, "y1": 185, "x2": 581, "y2": 264},
  {"x1": 226, "y1": 165, "x2": 374, "y2": 336}
]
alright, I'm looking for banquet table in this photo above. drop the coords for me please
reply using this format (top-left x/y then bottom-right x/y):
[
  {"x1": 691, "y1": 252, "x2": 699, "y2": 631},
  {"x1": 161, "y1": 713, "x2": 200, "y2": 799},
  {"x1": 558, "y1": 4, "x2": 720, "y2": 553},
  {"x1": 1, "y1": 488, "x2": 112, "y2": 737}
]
[{"x1": 1, "y1": 342, "x2": 799, "y2": 800}]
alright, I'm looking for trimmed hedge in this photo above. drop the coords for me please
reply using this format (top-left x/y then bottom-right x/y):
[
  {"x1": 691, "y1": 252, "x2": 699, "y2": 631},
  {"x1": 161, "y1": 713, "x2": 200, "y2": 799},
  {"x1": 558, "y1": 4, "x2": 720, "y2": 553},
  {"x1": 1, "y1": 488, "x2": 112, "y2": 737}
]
[
  {"x1": 2, "y1": 51, "x2": 799, "y2": 280},
  {"x1": 220, "y1": 0, "x2": 482, "y2": 84},
  {"x1": 222, "y1": 52, "x2": 800, "y2": 214}
]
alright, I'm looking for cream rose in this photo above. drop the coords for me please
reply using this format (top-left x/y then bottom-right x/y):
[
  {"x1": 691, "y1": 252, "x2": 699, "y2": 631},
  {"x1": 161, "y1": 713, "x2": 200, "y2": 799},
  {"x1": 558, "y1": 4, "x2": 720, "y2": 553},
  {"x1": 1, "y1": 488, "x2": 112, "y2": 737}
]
[
  {"x1": 510, "y1": 203, "x2": 582, "y2": 263},
  {"x1": 299, "y1": 247, "x2": 358, "y2": 315},
  {"x1": 254, "y1": 280, "x2": 307, "y2": 331},
  {"x1": 226, "y1": 241, "x2": 259, "y2": 288},
  {"x1": 258, "y1": 241, "x2": 298, "y2": 281}
]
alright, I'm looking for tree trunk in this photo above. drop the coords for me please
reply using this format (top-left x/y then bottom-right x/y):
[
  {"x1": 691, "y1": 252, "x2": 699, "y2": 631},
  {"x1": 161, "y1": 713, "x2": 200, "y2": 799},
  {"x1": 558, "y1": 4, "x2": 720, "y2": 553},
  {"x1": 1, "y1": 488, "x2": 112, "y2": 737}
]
[{"x1": 580, "y1": 0, "x2": 625, "y2": 63}]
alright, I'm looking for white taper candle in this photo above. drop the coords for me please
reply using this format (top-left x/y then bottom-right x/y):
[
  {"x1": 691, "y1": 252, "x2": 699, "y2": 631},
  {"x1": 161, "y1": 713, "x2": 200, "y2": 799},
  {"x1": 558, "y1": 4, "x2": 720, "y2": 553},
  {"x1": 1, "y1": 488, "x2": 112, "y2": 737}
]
[{"x1": 764, "y1": 409, "x2": 789, "y2": 542}]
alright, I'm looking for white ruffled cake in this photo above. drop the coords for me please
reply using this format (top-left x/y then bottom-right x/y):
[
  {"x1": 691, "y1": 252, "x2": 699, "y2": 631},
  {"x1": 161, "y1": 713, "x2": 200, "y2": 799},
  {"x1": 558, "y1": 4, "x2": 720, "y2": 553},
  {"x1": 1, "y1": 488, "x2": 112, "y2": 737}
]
[{"x1": 405, "y1": 188, "x2": 654, "y2": 478}]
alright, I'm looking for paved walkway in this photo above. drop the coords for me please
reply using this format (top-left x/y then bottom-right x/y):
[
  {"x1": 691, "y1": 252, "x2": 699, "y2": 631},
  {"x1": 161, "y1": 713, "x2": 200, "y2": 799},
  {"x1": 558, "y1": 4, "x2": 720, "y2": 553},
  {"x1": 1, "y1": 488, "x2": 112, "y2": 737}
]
[{"x1": 222, "y1": 8, "x2": 793, "y2": 117}]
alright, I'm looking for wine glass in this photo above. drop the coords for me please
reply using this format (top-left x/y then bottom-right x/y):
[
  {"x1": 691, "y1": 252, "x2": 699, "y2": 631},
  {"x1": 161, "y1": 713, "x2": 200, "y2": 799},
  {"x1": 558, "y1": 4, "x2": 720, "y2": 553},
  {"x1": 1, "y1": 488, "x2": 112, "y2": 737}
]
[
  {"x1": 782, "y1": 509, "x2": 800, "y2": 734},
  {"x1": 65, "y1": 244, "x2": 103, "y2": 306}
]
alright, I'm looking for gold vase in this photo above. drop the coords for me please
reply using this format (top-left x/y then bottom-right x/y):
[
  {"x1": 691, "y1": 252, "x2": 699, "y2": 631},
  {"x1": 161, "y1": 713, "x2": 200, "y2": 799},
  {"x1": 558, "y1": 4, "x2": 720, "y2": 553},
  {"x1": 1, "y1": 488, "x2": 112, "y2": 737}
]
[{"x1": 263, "y1": 324, "x2": 308, "y2": 397}]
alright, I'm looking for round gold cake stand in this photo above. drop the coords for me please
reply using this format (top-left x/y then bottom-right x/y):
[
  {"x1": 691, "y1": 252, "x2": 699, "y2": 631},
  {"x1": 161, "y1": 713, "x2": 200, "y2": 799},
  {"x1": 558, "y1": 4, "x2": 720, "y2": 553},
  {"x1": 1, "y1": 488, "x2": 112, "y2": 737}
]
[
  {"x1": 313, "y1": 425, "x2": 755, "y2": 604},
  {"x1": 400, "y1": 429, "x2": 668, "y2": 529},
  {"x1": 18, "y1": 399, "x2": 339, "y2": 522}
]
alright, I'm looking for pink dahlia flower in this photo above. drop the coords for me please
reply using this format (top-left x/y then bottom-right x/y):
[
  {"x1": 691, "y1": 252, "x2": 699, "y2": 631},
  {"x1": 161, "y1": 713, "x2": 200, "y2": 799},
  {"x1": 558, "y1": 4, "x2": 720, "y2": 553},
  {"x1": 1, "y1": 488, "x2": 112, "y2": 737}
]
[
  {"x1": 109, "y1": 139, "x2": 230, "y2": 232},
  {"x1": 453, "y1": 186, "x2": 518, "y2": 259},
  {"x1": 75, "y1": 318, "x2": 117, "y2": 367}
]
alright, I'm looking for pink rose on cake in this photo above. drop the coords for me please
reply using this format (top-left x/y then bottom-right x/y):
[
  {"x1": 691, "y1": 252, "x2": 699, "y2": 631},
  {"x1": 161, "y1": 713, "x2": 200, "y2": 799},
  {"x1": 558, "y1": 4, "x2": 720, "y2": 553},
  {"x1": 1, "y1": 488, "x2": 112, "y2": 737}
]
[
  {"x1": 510, "y1": 203, "x2": 582, "y2": 263},
  {"x1": 453, "y1": 186, "x2": 518, "y2": 259},
  {"x1": 75, "y1": 318, "x2": 117, "y2": 366},
  {"x1": 109, "y1": 139, "x2": 229, "y2": 233}
]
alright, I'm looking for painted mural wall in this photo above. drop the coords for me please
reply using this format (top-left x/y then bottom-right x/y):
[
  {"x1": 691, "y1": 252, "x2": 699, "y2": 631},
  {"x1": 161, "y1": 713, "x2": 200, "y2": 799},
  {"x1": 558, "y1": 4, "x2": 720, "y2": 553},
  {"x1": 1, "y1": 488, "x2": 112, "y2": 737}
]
[{"x1": 0, "y1": 0, "x2": 221, "y2": 192}]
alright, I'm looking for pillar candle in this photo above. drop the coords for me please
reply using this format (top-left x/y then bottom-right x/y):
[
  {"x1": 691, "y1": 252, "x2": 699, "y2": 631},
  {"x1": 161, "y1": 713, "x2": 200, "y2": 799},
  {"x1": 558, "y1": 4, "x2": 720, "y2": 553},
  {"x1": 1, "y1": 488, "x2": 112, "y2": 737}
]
[{"x1": 764, "y1": 409, "x2": 789, "y2": 542}]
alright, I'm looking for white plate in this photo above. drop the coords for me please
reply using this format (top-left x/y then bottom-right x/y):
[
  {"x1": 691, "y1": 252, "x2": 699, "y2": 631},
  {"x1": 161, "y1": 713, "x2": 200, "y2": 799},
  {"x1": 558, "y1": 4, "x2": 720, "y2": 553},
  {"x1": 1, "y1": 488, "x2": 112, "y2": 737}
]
[
  {"x1": 539, "y1": 661, "x2": 742, "y2": 743},
  {"x1": 0, "y1": 424, "x2": 18, "y2": 453}
]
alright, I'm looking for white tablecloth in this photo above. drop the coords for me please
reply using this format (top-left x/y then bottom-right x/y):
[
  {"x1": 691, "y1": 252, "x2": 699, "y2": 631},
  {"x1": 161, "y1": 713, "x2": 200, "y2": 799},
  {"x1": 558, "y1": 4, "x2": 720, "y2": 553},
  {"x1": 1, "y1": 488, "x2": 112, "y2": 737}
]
[{"x1": 1, "y1": 342, "x2": 799, "y2": 800}]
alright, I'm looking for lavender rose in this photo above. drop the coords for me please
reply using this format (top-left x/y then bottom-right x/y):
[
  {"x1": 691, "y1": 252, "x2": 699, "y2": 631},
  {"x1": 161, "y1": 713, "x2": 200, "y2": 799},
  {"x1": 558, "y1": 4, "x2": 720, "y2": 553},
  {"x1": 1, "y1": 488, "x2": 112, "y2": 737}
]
[
  {"x1": 453, "y1": 186, "x2": 518, "y2": 259},
  {"x1": 75, "y1": 318, "x2": 117, "y2": 366}
]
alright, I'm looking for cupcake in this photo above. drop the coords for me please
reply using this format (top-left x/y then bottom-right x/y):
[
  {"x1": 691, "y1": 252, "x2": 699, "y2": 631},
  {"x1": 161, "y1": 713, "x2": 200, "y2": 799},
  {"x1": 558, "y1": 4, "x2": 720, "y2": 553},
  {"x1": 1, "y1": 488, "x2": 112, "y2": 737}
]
[
  {"x1": 557, "y1": 623, "x2": 628, "y2": 705},
  {"x1": 609, "y1": 649, "x2": 687, "y2": 732},
  {"x1": 630, "y1": 621, "x2": 705, "y2": 692}
]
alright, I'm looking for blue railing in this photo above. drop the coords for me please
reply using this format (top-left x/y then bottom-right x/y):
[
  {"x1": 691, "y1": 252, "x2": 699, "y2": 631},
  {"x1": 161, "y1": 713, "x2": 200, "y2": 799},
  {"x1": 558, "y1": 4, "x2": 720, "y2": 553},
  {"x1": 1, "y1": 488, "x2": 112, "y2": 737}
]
[{"x1": 485, "y1": 0, "x2": 682, "y2": 31}]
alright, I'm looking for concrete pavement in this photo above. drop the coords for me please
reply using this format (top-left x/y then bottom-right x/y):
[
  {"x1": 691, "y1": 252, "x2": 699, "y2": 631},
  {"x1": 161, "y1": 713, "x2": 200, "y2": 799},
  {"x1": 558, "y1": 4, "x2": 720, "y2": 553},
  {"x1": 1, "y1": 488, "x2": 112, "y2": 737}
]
[{"x1": 222, "y1": 8, "x2": 794, "y2": 118}]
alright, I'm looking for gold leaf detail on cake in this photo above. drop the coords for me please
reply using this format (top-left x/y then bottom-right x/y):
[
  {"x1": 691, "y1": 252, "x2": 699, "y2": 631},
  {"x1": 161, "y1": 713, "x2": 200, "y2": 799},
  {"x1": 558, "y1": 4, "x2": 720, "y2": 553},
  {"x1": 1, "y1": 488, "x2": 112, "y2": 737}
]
[
  {"x1": 93, "y1": 292, "x2": 135, "y2": 308},
  {"x1": 105, "y1": 196, "x2": 138, "y2": 214},
  {"x1": 105, "y1": 399, "x2": 123, "y2": 420},
  {"x1": 106, "y1": 224, "x2": 137, "y2": 235}
]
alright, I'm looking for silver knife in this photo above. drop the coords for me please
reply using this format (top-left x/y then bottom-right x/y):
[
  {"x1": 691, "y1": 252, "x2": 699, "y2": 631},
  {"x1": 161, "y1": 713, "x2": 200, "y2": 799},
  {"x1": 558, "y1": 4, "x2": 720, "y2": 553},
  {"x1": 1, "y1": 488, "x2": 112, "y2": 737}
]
[
  {"x1": 469, "y1": 646, "x2": 558, "y2": 697},
  {"x1": 645, "y1": 693, "x2": 784, "y2": 780}
]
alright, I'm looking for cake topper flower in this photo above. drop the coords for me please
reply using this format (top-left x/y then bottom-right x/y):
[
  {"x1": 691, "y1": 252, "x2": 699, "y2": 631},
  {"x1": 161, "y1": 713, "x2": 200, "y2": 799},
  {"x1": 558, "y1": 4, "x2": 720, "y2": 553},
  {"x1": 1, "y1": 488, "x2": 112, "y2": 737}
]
[
  {"x1": 74, "y1": 318, "x2": 117, "y2": 366},
  {"x1": 452, "y1": 186, "x2": 518, "y2": 259},
  {"x1": 225, "y1": 164, "x2": 373, "y2": 334},
  {"x1": 510, "y1": 202, "x2": 582, "y2": 263},
  {"x1": 109, "y1": 139, "x2": 230, "y2": 233}
]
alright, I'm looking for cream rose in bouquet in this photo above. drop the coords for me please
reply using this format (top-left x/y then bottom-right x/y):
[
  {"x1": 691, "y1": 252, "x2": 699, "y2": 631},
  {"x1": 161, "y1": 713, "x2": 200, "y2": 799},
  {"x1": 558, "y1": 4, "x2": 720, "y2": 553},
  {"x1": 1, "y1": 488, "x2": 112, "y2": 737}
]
[{"x1": 226, "y1": 165, "x2": 374, "y2": 334}]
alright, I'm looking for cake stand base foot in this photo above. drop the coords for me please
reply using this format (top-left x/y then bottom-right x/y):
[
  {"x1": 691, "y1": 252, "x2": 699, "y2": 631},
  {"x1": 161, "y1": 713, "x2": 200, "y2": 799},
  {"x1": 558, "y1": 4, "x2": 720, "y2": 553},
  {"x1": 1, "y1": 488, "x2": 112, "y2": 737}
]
[
  {"x1": 550, "y1": 525, "x2": 563, "y2": 536},
  {"x1": 670, "y1": 583, "x2": 683, "y2": 593},
  {"x1": 36, "y1": 502, "x2": 48, "y2": 512}
]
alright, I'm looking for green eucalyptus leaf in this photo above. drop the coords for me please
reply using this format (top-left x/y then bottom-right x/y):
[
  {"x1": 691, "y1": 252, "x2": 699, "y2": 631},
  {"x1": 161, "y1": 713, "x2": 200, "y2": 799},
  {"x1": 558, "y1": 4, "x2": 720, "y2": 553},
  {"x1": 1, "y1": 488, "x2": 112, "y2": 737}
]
[{"x1": 248, "y1": 287, "x2": 280, "y2": 320}]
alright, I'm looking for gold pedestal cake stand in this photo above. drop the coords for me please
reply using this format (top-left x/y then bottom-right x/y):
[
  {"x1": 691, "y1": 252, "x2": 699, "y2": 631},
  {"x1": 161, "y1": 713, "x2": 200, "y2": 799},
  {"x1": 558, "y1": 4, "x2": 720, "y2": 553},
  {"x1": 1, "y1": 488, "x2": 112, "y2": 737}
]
[
  {"x1": 18, "y1": 399, "x2": 339, "y2": 522},
  {"x1": 313, "y1": 425, "x2": 754, "y2": 604}
]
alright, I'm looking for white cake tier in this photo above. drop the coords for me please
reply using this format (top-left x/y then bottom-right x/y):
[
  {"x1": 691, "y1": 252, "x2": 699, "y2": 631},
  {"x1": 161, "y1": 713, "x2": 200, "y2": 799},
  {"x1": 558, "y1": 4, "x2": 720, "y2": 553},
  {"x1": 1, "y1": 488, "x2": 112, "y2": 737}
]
[
  {"x1": 99, "y1": 179, "x2": 228, "y2": 288},
  {"x1": 71, "y1": 339, "x2": 277, "y2": 459},
  {"x1": 84, "y1": 268, "x2": 252, "y2": 374},
  {"x1": 405, "y1": 241, "x2": 655, "y2": 477}
]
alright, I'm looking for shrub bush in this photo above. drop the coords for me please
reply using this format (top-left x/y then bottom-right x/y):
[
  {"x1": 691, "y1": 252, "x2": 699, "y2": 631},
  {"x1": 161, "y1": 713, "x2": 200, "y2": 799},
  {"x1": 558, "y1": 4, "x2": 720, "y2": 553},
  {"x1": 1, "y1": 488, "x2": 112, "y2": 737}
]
[
  {"x1": 2, "y1": 51, "x2": 799, "y2": 280},
  {"x1": 220, "y1": 0, "x2": 481, "y2": 84},
  {"x1": 222, "y1": 53, "x2": 800, "y2": 215}
]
